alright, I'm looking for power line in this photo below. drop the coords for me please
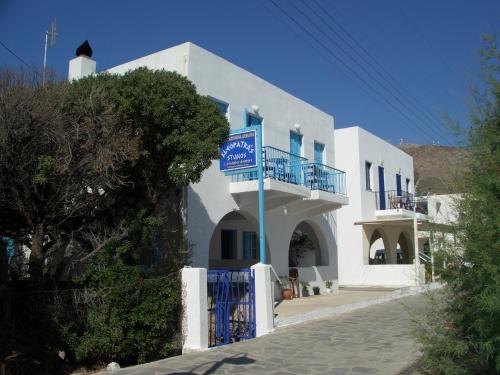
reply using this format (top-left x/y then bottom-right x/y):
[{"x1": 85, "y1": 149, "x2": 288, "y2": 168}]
[
  {"x1": 0, "y1": 40, "x2": 39, "y2": 77},
  {"x1": 350, "y1": 0, "x2": 464, "y2": 112},
  {"x1": 305, "y1": 0, "x2": 454, "y2": 144},
  {"x1": 267, "y1": 0, "x2": 442, "y2": 143}
]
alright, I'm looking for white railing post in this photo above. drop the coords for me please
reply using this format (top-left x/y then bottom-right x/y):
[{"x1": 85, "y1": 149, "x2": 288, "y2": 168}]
[{"x1": 181, "y1": 267, "x2": 208, "y2": 353}]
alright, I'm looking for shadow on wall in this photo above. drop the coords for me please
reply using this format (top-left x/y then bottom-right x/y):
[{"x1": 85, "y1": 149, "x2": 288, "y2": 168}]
[{"x1": 187, "y1": 187, "x2": 271, "y2": 270}]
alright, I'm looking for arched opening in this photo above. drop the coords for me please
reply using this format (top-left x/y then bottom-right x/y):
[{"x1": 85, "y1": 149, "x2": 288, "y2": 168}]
[
  {"x1": 209, "y1": 211, "x2": 268, "y2": 269},
  {"x1": 288, "y1": 221, "x2": 326, "y2": 268},
  {"x1": 368, "y1": 229, "x2": 388, "y2": 265},
  {"x1": 396, "y1": 231, "x2": 413, "y2": 264}
]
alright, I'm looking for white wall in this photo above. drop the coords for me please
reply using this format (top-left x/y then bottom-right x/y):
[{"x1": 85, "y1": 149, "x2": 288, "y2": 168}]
[
  {"x1": 106, "y1": 42, "x2": 341, "y2": 284},
  {"x1": 334, "y1": 127, "x2": 418, "y2": 286}
]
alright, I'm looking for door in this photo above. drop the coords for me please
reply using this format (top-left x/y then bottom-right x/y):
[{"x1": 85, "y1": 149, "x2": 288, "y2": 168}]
[
  {"x1": 289, "y1": 131, "x2": 303, "y2": 184},
  {"x1": 396, "y1": 174, "x2": 402, "y2": 196},
  {"x1": 314, "y1": 141, "x2": 324, "y2": 164},
  {"x1": 378, "y1": 166, "x2": 386, "y2": 209}
]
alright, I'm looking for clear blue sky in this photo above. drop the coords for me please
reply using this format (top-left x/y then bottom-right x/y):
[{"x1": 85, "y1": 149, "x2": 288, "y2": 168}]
[{"x1": 1, "y1": 0, "x2": 498, "y2": 146}]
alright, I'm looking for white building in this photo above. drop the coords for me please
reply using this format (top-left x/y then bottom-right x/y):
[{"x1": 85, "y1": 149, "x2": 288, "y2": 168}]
[
  {"x1": 72, "y1": 42, "x2": 350, "y2": 294},
  {"x1": 334, "y1": 127, "x2": 427, "y2": 287}
]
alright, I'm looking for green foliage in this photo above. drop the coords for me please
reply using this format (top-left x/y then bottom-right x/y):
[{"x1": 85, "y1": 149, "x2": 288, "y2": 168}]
[
  {"x1": 33, "y1": 155, "x2": 57, "y2": 184},
  {"x1": 71, "y1": 68, "x2": 230, "y2": 187},
  {"x1": 59, "y1": 211, "x2": 182, "y2": 366},
  {"x1": 416, "y1": 35, "x2": 500, "y2": 374}
]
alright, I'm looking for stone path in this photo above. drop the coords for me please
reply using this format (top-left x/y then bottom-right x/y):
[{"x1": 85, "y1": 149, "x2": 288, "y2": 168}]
[{"x1": 105, "y1": 294, "x2": 425, "y2": 375}]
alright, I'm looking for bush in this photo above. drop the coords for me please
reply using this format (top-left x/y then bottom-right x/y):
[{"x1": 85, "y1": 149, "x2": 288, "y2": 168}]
[{"x1": 415, "y1": 35, "x2": 500, "y2": 375}]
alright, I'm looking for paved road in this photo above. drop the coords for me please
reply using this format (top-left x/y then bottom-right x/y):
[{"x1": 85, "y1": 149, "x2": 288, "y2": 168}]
[{"x1": 109, "y1": 294, "x2": 425, "y2": 375}]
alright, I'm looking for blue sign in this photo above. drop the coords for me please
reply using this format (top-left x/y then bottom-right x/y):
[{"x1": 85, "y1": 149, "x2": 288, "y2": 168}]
[{"x1": 219, "y1": 130, "x2": 257, "y2": 172}]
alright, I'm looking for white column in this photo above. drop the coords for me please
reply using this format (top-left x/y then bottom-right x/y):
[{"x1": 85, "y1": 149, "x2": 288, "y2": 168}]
[
  {"x1": 181, "y1": 267, "x2": 208, "y2": 353},
  {"x1": 251, "y1": 263, "x2": 274, "y2": 337}
]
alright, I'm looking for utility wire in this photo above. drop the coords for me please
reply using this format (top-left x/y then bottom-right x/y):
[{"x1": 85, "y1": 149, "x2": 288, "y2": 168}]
[
  {"x1": 0, "y1": 40, "x2": 39, "y2": 77},
  {"x1": 395, "y1": 4, "x2": 469, "y2": 83},
  {"x1": 268, "y1": 0, "x2": 441, "y2": 143},
  {"x1": 350, "y1": 0, "x2": 464, "y2": 112},
  {"x1": 305, "y1": 0, "x2": 454, "y2": 144}
]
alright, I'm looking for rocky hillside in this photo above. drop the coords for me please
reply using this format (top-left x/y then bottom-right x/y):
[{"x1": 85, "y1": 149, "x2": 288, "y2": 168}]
[{"x1": 399, "y1": 144, "x2": 470, "y2": 195}]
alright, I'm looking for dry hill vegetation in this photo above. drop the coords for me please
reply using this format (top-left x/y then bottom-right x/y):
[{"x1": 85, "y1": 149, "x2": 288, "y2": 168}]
[{"x1": 399, "y1": 144, "x2": 470, "y2": 195}]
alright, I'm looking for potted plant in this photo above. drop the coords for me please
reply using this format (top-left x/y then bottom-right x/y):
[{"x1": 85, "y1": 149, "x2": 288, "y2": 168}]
[
  {"x1": 300, "y1": 281, "x2": 310, "y2": 297},
  {"x1": 312, "y1": 286, "x2": 321, "y2": 295},
  {"x1": 279, "y1": 277, "x2": 293, "y2": 300},
  {"x1": 325, "y1": 280, "x2": 334, "y2": 293}
]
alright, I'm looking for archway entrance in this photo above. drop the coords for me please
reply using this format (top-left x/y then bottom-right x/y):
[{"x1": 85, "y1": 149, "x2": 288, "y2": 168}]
[
  {"x1": 368, "y1": 229, "x2": 388, "y2": 264},
  {"x1": 288, "y1": 221, "x2": 324, "y2": 268},
  {"x1": 209, "y1": 211, "x2": 267, "y2": 269},
  {"x1": 396, "y1": 232, "x2": 413, "y2": 264}
]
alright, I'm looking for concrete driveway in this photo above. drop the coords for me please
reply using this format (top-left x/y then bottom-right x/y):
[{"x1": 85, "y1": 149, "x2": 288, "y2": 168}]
[{"x1": 104, "y1": 294, "x2": 425, "y2": 375}]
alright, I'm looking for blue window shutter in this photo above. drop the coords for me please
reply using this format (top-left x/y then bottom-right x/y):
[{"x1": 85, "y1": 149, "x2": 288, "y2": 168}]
[
  {"x1": 290, "y1": 131, "x2": 302, "y2": 156},
  {"x1": 243, "y1": 231, "x2": 257, "y2": 259},
  {"x1": 396, "y1": 174, "x2": 402, "y2": 196},
  {"x1": 314, "y1": 142, "x2": 324, "y2": 164},
  {"x1": 378, "y1": 166, "x2": 386, "y2": 209}
]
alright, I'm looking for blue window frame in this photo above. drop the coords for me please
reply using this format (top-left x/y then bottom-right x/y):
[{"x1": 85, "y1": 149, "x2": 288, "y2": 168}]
[
  {"x1": 314, "y1": 141, "x2": 324, "y2": 164},
  {"x1": 396, "y1": 174, "x2": 402, "y2": 196},
  {"x1": 243, "y1": 231, "x2": 257, "y2": 260},
  {"x1": 378, "y1": 166, "x2": 386, "y2": 209},
  {"x1": 210, "y1": 97, "x2": 228, "y2": 116},
  {"x1": 221, "y1": 230, "x2": 237, "y2": 259},
  {"x1": 365, "y1": 161, "x2": 372, "y2": 190},
  {"x1": 290, "y1": 131, "x2": 302, "y2": 156},
  {"x1": 246, "y1": 112, "x2": 262, "y2": 127}
]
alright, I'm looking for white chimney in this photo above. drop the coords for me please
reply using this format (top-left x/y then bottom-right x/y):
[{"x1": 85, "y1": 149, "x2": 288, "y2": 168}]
[{"x1": 68, "y1": 56, "x2": 96, "y2": 81}]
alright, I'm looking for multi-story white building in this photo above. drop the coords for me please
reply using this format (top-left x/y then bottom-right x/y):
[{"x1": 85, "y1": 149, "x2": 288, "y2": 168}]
[
  {"x1": 70, "y1": 42, "x2": 350, "y2": 293},
  {"x1": 334, "y1": 126, "x2": 427, "y2": 287}
]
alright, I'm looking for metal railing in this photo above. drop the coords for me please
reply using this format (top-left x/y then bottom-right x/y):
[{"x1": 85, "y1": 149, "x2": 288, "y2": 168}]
[
  {"x1": 231, "y1": 146, "x2": 307, "y2": 186},
  {"x1": 231, "y1": 146, "x2": 347, "y2": 195},
  {"x1": 302, "y1": 162, "x2": 347, "y2": 195},
  {"x1": 375, "y1": 190, "x2": 428, "y2": 214}
]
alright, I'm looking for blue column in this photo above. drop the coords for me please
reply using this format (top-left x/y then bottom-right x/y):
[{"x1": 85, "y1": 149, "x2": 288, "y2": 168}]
[{"x1": 257, "y1": 126, "x2": 266, "y2": 264}]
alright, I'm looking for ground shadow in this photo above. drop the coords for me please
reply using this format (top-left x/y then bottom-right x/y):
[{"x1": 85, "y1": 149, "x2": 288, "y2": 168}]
[{"x1": 168, "y1": 353, "x2": 255, "y2": 375}]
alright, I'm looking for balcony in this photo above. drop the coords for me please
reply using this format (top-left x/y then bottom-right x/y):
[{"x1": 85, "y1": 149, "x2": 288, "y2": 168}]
[
  {"x1": 374, "y1": 190, "x2": 428, "y2": 220},
  {"x1": 229, "y1": 146, "x2": 348, "y2": 214}
]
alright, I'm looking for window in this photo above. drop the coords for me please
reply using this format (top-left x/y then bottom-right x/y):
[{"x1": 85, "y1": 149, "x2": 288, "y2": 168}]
[
  {"x1": 221, "y1": 230, "x2": 237, "y2": 259},
  {"x1": 365, "y1": 161, "x2": 372, "y2": 190},
  {"x1": 314, "y1": 141, "x2": 325, "y2": 164},
  {"x1": 243, "y1": 231, "x2": 257, "y2": 260},
  {"x1": 210, "y1": 97, "x2": 228, "y2": 116},
  {"x1": 246, "y1": 112, "x2": 262, "y2": 127},
  {"x1": 406, "y1": 178, "x2": 411, "y2": 193}
]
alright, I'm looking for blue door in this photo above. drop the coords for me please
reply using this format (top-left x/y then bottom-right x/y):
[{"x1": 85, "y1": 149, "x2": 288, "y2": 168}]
[
  {"x1": 396, "y1": 174, "x2": 402, "y2": 196},
  {"x1": 378, "y1": 166, "x2": 386, "y2": 209},
  {"x1": 314, "y1": 142, "x2": 324, "y2": 164},
  {"x1": 290, "y1": 131, "x2": 303, "y2": 184}
]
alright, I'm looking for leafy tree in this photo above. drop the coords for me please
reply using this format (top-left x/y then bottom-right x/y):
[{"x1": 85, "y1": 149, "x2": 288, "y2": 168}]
[
  {"x1": 0, "y1": 69, "x2": 140, "y2": 279},
  {"x1": 416, "y1": 35, "x2": 500, "y2": 375}
]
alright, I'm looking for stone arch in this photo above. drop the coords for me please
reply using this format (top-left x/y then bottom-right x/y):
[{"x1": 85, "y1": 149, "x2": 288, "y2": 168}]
[
  {"x1": 368, "y1": 228, "x2": 390, "y2": 265},
  {"x1": 396, "y1": 231, "x2": 413, "y2": 264},
  {"x1": 288, "y1": 220, "x2": 329, "y2": 267},
  {"x1": 208, "y1": 210, "x2": 270, "y2": 269}
]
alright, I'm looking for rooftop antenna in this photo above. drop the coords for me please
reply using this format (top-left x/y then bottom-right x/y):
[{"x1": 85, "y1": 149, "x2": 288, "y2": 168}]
[{"x1": 42, "y1": 19, "x2": 57, "y2": 83}]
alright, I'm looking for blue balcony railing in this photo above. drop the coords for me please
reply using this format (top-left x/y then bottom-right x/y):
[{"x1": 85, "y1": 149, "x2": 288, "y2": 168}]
[
  {"x1": 231, "y1": 146, "x2": 347, "y2": 195},
  {"x1": 302, "y1": 163, "x2": 347, "y2": 195}
]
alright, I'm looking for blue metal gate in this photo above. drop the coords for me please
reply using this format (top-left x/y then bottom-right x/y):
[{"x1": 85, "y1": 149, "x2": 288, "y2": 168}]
[{"x1": 207, "y1": 269, "x2": 256, "y2": 347}]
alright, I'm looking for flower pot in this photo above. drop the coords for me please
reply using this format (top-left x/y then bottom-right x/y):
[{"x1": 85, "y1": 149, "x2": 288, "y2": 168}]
[
  {"x1": 281, "y1": 288, "x2": 293, "y2": 300},
  {"x1": 313, "y1": 287, "x2": 321, "y2": 295}
]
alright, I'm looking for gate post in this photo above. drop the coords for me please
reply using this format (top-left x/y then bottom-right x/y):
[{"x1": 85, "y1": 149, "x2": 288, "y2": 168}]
[
  {"x1": 181, "y1": 267, "x2": 208, "y2": 353},
  {"x1": 251, "y1": 263, "x2": 274, "y2": 337}
]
